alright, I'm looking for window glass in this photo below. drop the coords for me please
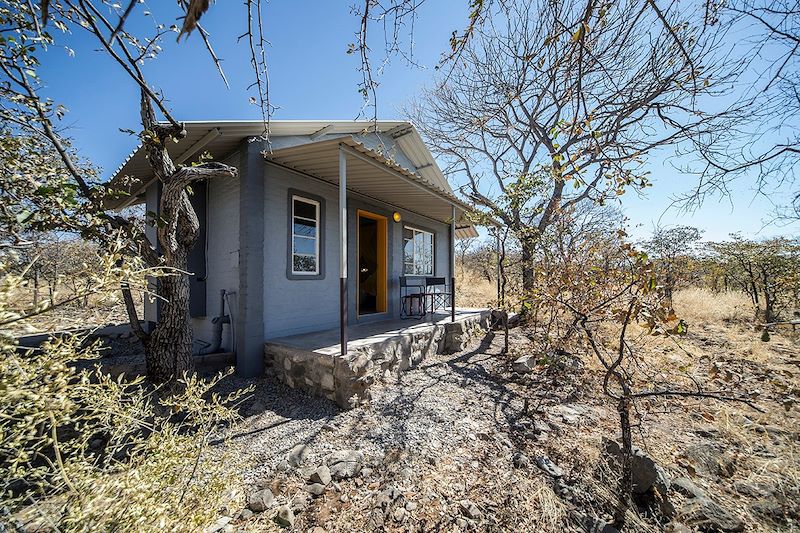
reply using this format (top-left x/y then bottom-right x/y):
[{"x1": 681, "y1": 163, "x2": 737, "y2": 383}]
[
  {"x1": 291, "y1": 197, "x2": 319, "y2": 274},
  {"x1": 403, "y1": 226, "x2": 434, "y2": 276}
]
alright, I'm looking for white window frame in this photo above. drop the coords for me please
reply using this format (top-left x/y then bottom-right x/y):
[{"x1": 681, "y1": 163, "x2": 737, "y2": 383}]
[
  {"x1": 403, "y1": 225, "x2": 435, "y2": 276},
  {"x1": 291, "y1": 195, "x2": 320, "y2": 275}
]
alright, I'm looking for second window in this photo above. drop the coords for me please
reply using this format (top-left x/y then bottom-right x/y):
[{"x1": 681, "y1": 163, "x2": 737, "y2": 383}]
[{"x1": 403, "y1": 226, "x2": 434, "y2": 276}]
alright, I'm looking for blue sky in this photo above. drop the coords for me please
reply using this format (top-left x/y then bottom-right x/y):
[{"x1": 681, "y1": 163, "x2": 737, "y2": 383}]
[{"x1": 37, "y1": 0, "x2": 798, "y2": 242}]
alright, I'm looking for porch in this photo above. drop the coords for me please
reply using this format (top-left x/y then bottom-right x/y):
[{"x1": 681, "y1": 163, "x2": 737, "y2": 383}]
[{"x1": 264, "y1": 308, "x2": 492, "y2": 408}]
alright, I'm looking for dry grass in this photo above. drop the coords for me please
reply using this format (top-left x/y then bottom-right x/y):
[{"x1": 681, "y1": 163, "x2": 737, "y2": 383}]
[
  {"x1": 455, "y1": 266, "x2": 497, "y2": 308},
  {"x1": 673, "y1": 287, "x2": 753, "y2": 326}
]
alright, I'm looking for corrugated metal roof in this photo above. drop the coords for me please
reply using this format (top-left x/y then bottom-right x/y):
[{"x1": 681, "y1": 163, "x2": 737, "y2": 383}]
[
  {"x1": 105, "y1": 119, "x2": 482, "y2": 235},
  {"x1": 264, "y1": 136, "x2": 474, "y2": 226}
]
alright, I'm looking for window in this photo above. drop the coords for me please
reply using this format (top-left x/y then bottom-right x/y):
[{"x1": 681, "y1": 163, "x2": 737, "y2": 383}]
[
  {"x1": 403, "y1": 226, "x2": 434, "y2": 275},
  {"x1": 291, "y1": 195, "x2": 320, "y2": 275}
]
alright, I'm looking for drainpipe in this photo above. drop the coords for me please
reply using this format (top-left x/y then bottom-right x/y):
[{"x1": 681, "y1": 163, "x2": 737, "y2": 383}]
[{"x1": 201, "y1": 289, "x2": 230, "y2": 354}]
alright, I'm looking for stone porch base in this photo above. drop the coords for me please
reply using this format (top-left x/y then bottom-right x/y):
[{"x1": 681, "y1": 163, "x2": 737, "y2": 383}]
[{"x1": 263, "y1": 309, "x2": 492, "y2": 408}]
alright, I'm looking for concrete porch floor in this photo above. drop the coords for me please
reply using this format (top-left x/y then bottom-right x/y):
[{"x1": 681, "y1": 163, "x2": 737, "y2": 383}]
[
  {"x1": 264, "y1": 308, "x2": 493, "y2": 408},
  {"x1": 266, "y1": 308, "x2": 489, "y2": 355}
]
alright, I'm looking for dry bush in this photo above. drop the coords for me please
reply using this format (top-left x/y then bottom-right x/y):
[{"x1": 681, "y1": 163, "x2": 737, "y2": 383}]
[
  {"x1": 673, "y1": 287, "x2": 752, "y2": 326},
  {"x1": 1, "y1": 240, "x2": 249, "y2": 532}
]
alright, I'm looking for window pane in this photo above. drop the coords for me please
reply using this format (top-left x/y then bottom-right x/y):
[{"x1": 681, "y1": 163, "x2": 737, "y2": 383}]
[
  {"x1": 422, "y1": 232, "x2": 433, "y2": 273},
  {"x1": 293, "y1": 219, "x2": 316, "y2": 238},
  {"x1": 404, "y1": 262, "x2": 414, "y2": 275},
  {"x1": 293, "y1": 236, "x2": 316, "y2": 255},
  {"x1": 293, "y1": 254, "x2": 317, "y2": 273},
  {"x1": 294, "y1": 199, "x2": 317, "y2": 220},
  {"x1": 403, "y1": 236, "x2": 414, "y2": 265}
]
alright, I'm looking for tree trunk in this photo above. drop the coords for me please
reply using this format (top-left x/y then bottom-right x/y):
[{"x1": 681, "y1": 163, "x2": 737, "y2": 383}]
[
  {"x1": 520, "y1": 236, "x2": 537, "y2": 294},
  {"x1": 613, "y1": 395, "x2": 633, "y2": 529},
  {"x1": 144, "y1": 246, "x2": 194, "y2": 382}
]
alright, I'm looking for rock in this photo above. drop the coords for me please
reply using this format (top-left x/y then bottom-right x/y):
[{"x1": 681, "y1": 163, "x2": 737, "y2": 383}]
[
  {"x1": 665, "y1": 523, "x2": 692, "y2": 533},
  {"x1": 459, "y1": 499, "x2": 482, "y2": 520},
  {"x1": 310, "y1": 465, "x2": 332, "y2": 486},
  {"x1": 274, "y1": 505, "x2": 295, "y2": 528},
  {"x1": 733, "y1": 480, "x2": 772, "y2": 498},
  {"x1": 580, "y1": 514, "x2": 620, "y2": 533},
  {"x1": 512, "y1": 354, "x2": 538, "y2": 373},
  {"x1": 679, "y1": 497, "x2": 744, "y2": 532},
  {"x1": 275, "y1": 459, "x2": 291, "y2": 473},
  {"x1": 672, "y1": 477, "x2": 706, "y2": 499},
  {"x1": 536, "y1": 456, "x2": 564, "y2": 478},
  {"x1": 512, "y1": 451, "x2": 530, "y2": 469},
  {"x1": 238, "y1": 508, "x2": 254, "y2": 520},
  {"x1": 681, "y1": 444, "x2": 736, "y2": 479},
  {"x1": 290, "y1": 492, "x2": 310, "y2": 512},
  {"x1": 286, "y1": 444, "x2": 309, "y2": 468},
  {"x1": 247, "y1": 488, "x2": 275, "y2": 512},
  {"x1": 306, "y1": 482, "x2": 326, "y2": 496},
  {"x1": 247, "y1": 400, "x2": 266, "y2": 416},
  {"x1": 393, "y1": 507, "x2": 407, "y2": 522},
  {"x1": 203, "y1": 516, "x2": 232, "y2": 533},
  {"x1": 325, "y1": 450, "x2": 364, "y2": 480},
  {"x1": 603, "y1": 438, "x2": 663, "y2": 494},
  {"x1": 405, "y1": 501, "x2": 418, "y2": 511}
]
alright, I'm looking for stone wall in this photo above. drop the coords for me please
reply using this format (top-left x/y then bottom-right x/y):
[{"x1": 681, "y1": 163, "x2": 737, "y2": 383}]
[{"x1": 264, "y1": 311, "x2": 491, "y2": 409}]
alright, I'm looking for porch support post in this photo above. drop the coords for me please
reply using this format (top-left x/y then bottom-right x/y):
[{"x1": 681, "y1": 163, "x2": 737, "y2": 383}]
[
  {"x1": 450, "y1": 205, "x2": 456, "y2": 323},
  {"x1": 496, "y1": 230, "x2": 501, "y2": 306},
  {"x1": 338, "y1": 146, "x2": 348, "y2": 356}
]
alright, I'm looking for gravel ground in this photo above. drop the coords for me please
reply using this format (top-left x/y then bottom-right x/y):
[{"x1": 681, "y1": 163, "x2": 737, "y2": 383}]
[{"x1": 213, "y1": 329, "x2": 598, "y2": 531}]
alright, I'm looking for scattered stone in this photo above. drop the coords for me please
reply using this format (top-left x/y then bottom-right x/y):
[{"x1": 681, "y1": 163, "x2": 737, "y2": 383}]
[
  {"x1": 325, "y1": 450, "x2": 364, "y2": 480},
  {"x1": 459, "y1": 499, "x2": 482, "y2": 520},
  {"x1": 679, "y1": 497, "x2": 744, "y2": 532},
  {"x1": 393, "y1": 507, "x2": 407, "y2": 522},
  {"x1": 247, "y1": 488, "x2": 274, "y2": 512},
  {"x1": 246, "y1": 400, "x2": 266, "y2": 416},
  {"x1": 310, "y1": 465, "x2": 332, "y2": 486},
  {"x1": 203, "y1": 516, "x2": 232, "y2": 533},
  {"x1": 305, "y1": 482, "x2": 326, "y2": 497},
  {"x1": 405, "y1": 501, "x2": 418, "y2": 512},
  {"x1": 360, "y1": 467, "x2": 374, "y2": 478},
  {"x1": 275, "y1": 459, "x2": 291, "y2": 473},
  {"x1": 536, "y1": 456, "x2": 564, "y2": 478},
  {"x1": 733, "y1": 480, "x2": 772, "y2": 498},
  {"x1": 672, "y1": 477, "x2": 706, "y2": 499},
  {"x1": 290, "y1": 492, "x2": 310, "y2": 512},
  {"x1": 512, "y1": 354, "x2": 537, "y2": 373},
  {"x1": 286, "y1": 444, "x2": 309, "y2": 468},
  {"x1": 665, "y1": 523, "x2": 692, "y2": 533},
  {"x1": 238, "y1": 508, "x2": 254, "y2": 520},
  {"x1": 603, "y1": 438, "x2": 663, "y2": 494},
  {"x1": 274, "y1": 505, "x2": 295, "y2": 528},
  {"x1": 550, "y1": 404, "x2": 588, "y2": 425},
  {"x1": 575, "y1": 512, "x2": 619, "y2": 533},
  {"x1": 512, "y1": 451, "x2": 530, "y2": 469}
]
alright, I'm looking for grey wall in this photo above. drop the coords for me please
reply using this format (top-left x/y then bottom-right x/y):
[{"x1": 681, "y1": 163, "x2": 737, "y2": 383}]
[{"x1": 262, "y1": 162, "x2": 451, "y2": 339}]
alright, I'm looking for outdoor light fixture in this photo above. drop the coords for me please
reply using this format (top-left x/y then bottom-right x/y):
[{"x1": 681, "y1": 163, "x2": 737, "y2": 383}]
[{"x1": 392, "y1": 212, "x2": 402, "y2": 223}]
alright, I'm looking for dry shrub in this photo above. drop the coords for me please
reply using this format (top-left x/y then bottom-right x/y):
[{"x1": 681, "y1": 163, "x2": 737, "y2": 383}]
[
  {"x1": 1, "y1": 243, "x2": 249, "y2": 532},
  {"x1": 673, "y1": 288, "x2": 752, "y2": 326}
]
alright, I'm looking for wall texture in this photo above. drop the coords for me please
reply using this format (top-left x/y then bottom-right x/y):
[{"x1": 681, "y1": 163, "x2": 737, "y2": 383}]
[{"x1": 262, "y1": 162, "x2": 452, "y2": 339}]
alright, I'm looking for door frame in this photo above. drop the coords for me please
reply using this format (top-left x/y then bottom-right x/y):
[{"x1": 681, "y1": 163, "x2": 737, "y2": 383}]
[{"x1": 356, "y1": 209, "x2": 388, "y2": 316}]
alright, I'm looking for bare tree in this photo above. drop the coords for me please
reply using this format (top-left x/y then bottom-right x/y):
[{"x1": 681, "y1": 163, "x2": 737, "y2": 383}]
[
  {"x1": 677, "y1": 0, "x2": 799, "y2": 219},
  {"x1": 1, "y1": 1, "x2": 236, "y2": 382},
  {"x1": 411, "y1": 0, "x2": 735, "y2": 293}
]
